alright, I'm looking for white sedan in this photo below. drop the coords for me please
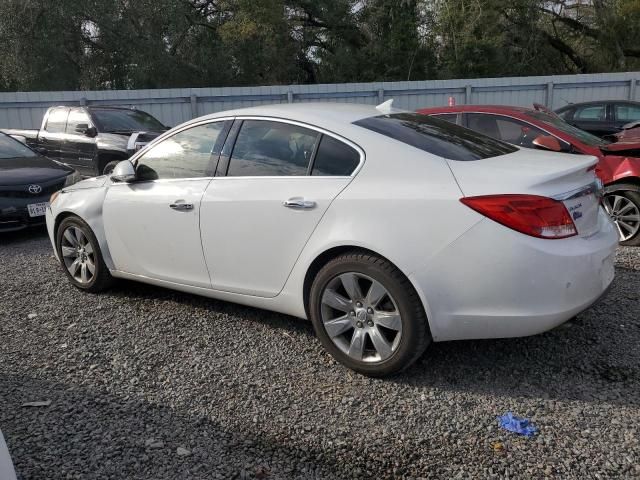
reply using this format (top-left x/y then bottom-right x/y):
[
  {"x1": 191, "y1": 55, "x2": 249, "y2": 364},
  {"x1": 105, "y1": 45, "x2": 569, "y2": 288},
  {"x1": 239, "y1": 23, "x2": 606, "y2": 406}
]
[{"x1": 46, "y1": 103, "x2": 617, "y2": 376}]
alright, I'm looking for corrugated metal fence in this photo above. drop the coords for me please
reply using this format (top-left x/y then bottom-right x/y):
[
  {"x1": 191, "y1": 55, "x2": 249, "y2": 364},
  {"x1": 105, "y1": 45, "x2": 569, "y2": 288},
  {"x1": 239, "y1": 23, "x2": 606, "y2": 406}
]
[{"x1": 0, "y1": 71, "x2": 638, "y2": 129}]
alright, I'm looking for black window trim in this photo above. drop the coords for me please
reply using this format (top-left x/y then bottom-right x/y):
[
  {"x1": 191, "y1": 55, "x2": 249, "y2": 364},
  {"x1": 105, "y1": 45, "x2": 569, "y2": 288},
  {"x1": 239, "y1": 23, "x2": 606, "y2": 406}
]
[
  {"x1": 218, "y1": 116, "x2": 365, "y2": 179},
  {"x1": 127, "y1": 117, "x2": 234, "y2": 184}
]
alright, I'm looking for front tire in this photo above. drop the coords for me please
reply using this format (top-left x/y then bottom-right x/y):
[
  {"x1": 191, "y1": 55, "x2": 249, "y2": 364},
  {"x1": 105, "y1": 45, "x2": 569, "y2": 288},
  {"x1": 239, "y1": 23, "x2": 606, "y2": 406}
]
[
  {"x1": 56, "y1": 216, "x2": 114, "y2": 292},
  {"x1": 309, "y1": 251, "x2": 431, "y2": 377},
  {"x1": 603, "y1": 188, "x2": 640, "y2": 246}
]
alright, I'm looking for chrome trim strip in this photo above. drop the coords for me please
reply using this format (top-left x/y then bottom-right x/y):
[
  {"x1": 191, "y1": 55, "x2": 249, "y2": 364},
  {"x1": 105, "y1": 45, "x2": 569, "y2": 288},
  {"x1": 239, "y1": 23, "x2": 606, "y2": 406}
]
[{"x1": 552, "y1": 179, "x2": 603, "y2": 201}]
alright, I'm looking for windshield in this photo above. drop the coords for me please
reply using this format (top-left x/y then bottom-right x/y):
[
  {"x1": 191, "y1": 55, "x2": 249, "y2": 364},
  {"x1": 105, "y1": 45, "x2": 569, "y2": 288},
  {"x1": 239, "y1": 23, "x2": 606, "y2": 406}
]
[
  {"x1": 0, "y1": 133, "x2": 37, "y2": 159},
  {"x1": 91, "y1": 109, "x2": 165, "y2": 133},
  {"x1": 354, "y1": 113, "x2": 517, "y2": 161},
  {"x1": 527, "y1": 110, "x2": 608, "y2": 147}
]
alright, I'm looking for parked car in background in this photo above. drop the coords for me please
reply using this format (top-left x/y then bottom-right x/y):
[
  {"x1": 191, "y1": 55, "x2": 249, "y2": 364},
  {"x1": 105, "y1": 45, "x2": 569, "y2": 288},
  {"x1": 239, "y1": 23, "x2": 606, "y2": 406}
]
[
  {"x1": 555, "y1": 100, "x2": 640, "y2": 138},
  {"x1": 0, "y1": 131, "x2": 80, "y2": 232},
  {"x1": 417, "y1": 104, "x2": 640, "y2": 245},
  {"x1": 46, "y1": 103, "x2": 616, "y2": 376},
  {"x1": 1, "y1": 106, "x2": 168, "y2": 177}
]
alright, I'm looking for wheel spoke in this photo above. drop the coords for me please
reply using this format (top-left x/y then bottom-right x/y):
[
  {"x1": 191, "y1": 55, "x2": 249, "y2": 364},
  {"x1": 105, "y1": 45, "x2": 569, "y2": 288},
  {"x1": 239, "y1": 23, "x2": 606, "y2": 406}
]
[
  {"x1": 613, "y1": 195, "x2": 622, "y2": 213},
  {"x1": 618, "y1": 220, "x2": 636, "y2": 234},
  {"x1": 74, "y1": 228, "x2": 85, "y2": 246},
  {"x1": 348, "y1": 329, "x2": 366, "y2": 360},
  {"x1": 615, "y1": 221, "x2": 626, "y2": 240},
  {"x1": 374, "y1": 311, "x2": 402, "y2": 331},
  {"x1": 366, "y1": 280, "x2": 387, "y2": 308},
  {"x1": 61, "y1": 246, "x2": 77, "y2": 258},
  {"x1": 63, "y1": 228, "x2": 78, "y2": 247},
  {"x1": 322, "y1": 288, "x2": 352, "y2": 312},
  {"x1": 85, "y1": 258, "x2": 96, "y2": 275},
  {"x1": 369, "y1": 326, "x2": 393, "y2": 360},
  {"x1": 69, "y1": 258, "x2": 81, "y2": 276},
  {"x1": 84, "y1": 243, "x2": 94, "y2": 255},
  {"x1": 324, "y1": 315, "x2": 352, "y2": 338},
  {"x1": 619, "y1": 213, "x2": 640, "y2": 222},
  {"x1": 339, "y1": 273, "x2": 363, "y2": 301},
  {"x1": 80, "y1": 263, "x2": 89, "y2": 283},
  {"x1": 618, "y1": 202, "x2": 635, "y2": 215}
]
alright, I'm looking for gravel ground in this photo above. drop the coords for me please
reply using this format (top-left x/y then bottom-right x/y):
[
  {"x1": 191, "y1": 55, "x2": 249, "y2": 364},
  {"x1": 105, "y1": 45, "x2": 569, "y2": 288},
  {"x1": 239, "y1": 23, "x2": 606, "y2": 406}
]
[{"x1": 1, "y1": 228, "x2": 639, "y2": 479}]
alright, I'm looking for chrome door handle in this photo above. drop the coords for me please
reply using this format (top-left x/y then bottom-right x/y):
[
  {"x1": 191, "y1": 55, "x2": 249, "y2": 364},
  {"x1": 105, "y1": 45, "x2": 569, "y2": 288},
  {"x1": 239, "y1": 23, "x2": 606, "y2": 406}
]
[
  {"x1": 282, "y1": 197, "x2": 316, "y2": 209},
  {"x1": 170, "y1": 203, "x2": 194, "y2": 211}
]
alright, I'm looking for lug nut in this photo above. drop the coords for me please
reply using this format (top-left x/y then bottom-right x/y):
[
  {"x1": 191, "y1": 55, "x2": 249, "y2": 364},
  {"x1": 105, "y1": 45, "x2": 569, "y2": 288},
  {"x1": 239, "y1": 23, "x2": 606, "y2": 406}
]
[
  {"x1": 367, "y1": 320, "x2": 374, "y2": 327},
  {"x1": 367, "y1": 308, "x2": 373, "y2": 314},
  {"x1": 349, "y1": 311, "x2": 355, "y2": 316},
  {"x1": 356, "y1": 321, "x2": 364, "y2": 328},
  {"x1": 356, "y1": 302, "x2": 362, "y2": 308}
]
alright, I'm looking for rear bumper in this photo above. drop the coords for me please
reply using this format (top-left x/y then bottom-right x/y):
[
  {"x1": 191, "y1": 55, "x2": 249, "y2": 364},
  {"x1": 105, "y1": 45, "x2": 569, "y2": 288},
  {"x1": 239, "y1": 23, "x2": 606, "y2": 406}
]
[{"x1": 411, "y1": 210, "x2": 618, "y2": 342}]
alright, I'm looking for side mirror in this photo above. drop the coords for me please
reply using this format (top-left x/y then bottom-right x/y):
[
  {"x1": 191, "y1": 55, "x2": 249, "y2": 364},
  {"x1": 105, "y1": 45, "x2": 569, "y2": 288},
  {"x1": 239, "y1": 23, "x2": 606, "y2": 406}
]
[
  {"x1": 532, "y1": 135, "x2": 563, "y2": 152},
  {"x1": 84, "y1": 126, "x2": 98, "y2": 138},
  {"x1": 110, "y1": 160, "x2": 137, "y2": 183}
]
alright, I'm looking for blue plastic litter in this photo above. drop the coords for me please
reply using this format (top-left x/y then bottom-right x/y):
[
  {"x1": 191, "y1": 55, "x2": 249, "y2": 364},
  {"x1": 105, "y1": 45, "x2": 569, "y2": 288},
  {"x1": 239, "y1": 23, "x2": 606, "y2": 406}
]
[{"x1": 497, "y1": 412, "x2": 538, "y2": 437}]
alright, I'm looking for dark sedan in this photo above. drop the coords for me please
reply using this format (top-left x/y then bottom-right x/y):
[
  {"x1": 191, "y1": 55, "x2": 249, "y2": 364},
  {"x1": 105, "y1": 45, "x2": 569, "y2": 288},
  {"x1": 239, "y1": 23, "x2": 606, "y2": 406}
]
[
  {"x1": 555, "y1": 100, "x2": 640, "y2": 138},
  {"x1": 0, "y1": 132, "x2": 80, "y2": 232}
]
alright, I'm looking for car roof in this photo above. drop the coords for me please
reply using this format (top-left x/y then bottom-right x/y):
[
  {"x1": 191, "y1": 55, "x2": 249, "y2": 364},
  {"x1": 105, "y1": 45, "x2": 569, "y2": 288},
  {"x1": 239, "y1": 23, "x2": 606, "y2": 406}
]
[
  {"x1": 196, "y1": 103, "x2": 399, "y2": 130},
  {"x1": 556, "y1": 100, "x2": 640, "y2": 111}
]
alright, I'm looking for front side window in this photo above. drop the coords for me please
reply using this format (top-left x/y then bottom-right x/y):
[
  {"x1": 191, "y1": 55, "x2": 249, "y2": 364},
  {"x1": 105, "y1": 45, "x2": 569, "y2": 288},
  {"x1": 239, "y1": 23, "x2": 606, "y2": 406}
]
[
  {"x1": 45, "y1": 108, "x2": 70, "y2": 133},
  {"x1": 354, "y1": 113, "x2": 517, "y2": 161},
  {"x1": 311, "y1": 135, "x2": 360, "y2": 176},
  {"x1": 615, "y1": 104, "x2": 640, "y2": 122},
  {"x1": 574, "y1": 105, "x2": 605, "y2": 121},
  {"x1": 227, "y1": 120, "x2": 319, "y2": 176},
  {"x1": 136, "y1": 122, "x2": 225, "y2": 181},
  {"x1": 466, "y1": 114, "x2": 547, "y2": 149},
  {"x1": 66, "y1": 108, "x2": 92, "y2": 134}
]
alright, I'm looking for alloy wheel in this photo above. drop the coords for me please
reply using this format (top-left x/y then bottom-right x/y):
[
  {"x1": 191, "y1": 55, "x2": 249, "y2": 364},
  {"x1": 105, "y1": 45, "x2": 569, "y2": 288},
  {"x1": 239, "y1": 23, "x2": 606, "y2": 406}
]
[
  {"x1": 60, "y1": 226, "x2": 96, "y2": 285},
  {"x1": 320, "y1": 272, "x2": 402, "y2": 363},
  {"x1": 603, "y1": 194, "x2": 640, "y2": 242}
]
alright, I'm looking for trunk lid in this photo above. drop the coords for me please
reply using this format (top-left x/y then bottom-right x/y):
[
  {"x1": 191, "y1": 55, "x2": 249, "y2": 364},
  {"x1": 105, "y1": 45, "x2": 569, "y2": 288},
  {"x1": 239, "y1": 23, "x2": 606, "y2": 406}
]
[{"x1": 447, "y1": 148, "x2": 603, "y2": 237}]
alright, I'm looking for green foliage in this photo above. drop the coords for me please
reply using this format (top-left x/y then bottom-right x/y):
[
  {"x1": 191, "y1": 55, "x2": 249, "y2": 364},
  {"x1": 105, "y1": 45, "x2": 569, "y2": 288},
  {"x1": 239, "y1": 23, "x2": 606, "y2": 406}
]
[{"x1": 0, "y1": 0, "x2": 637, "y2": 91}]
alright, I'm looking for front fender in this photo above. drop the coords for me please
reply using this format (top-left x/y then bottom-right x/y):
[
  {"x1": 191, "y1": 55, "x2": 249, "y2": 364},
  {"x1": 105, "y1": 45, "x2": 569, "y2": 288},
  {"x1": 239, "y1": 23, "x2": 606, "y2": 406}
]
[{"x1": 48, "y1": 186, "x2": 114, "y2": 270}]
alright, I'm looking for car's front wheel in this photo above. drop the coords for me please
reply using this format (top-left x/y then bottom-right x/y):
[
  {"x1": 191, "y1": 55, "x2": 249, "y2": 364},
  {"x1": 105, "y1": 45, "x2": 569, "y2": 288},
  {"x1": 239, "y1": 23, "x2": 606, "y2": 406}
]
[
  {"x1": 56, "y1": 216, "x2": 114, "y2": 292},
  {"x1": 309, "y1": 251, "x2": 431, "y2": 376},
  {"x1": 603, "y1": 188, "x2": 640, "y2": 246}
]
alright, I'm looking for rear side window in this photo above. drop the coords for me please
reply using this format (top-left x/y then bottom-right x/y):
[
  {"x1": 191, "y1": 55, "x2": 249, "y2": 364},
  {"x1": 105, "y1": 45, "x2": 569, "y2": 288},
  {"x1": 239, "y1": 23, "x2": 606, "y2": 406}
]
[
  {"x1": 228, "y1": 120, "x2": 319, "y2": 176},
  {"x1": 615, "y1": 104, "x2": 640, "y2": 122},
  {"x1": 354, "y1": 113, "x2": 517, "y2": 161},
  {"x1": 574, "y1": 105, "x2": 605, "y2": 120},
  {"x1": 311, "y1": 135, "x2": 360, "y2": 176},
  {"x1": 45, "y1": 107, "x2": 70, "y2": 133},
  {"x1": 431, "y1": 113, "x2": 457, "y2": 124}
]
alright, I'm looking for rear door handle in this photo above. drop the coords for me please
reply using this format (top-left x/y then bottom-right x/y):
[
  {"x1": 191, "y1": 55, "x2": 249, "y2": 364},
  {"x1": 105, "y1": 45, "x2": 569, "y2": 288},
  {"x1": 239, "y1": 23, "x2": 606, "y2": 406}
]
[
  {"x1": 170, "y1": 202, "x2": 194, "y2": 211},
  {"x1": 282, "y1": 197, "x2": 316, "y2": 209}
]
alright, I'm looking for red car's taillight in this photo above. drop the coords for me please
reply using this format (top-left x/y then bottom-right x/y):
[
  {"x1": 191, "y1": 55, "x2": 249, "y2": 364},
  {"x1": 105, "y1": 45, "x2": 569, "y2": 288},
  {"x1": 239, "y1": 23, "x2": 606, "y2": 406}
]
[{"x1": 460, "y1": 194, "x2": 578, "y2": 239}]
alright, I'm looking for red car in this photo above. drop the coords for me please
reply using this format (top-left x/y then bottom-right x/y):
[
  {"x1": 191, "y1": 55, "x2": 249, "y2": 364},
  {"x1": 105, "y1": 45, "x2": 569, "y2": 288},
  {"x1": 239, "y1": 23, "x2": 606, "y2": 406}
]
[{"x1": 417, "y1": 104, "x2": 640, "y2": 245}]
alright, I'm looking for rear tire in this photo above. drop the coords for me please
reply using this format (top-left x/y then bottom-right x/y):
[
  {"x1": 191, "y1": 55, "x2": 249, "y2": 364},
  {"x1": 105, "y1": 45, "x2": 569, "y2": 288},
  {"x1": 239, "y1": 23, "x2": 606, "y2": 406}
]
[
  {"x1": 56, "y1": 216, "x2": 114, "y2": 292},
  {"x1": 309, "y1": 251, "x2": 431, "y2": 377},
  {"x1": 603, "y1": 187, "x2": 640, "y2": 246}
]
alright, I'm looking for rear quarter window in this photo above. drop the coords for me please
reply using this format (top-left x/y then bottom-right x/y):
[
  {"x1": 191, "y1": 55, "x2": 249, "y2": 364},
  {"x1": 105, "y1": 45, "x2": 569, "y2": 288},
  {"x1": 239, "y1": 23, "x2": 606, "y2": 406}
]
[{"x1": 353, "y1": 113, "x2": 517, "y2": 161}]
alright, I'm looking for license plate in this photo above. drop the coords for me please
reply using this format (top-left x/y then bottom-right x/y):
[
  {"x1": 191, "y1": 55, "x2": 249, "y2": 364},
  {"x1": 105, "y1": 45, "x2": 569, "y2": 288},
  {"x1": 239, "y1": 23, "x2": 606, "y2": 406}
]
[{"x1": 27, "y1": 202, "x2": 49, "y2": 218}]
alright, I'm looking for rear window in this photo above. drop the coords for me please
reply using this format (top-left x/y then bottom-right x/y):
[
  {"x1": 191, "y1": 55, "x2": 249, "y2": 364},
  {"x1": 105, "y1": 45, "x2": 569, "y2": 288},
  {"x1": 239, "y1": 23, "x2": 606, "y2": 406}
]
[{"x1": 353, "y1": 113, "x2": 517, "y2": 161}]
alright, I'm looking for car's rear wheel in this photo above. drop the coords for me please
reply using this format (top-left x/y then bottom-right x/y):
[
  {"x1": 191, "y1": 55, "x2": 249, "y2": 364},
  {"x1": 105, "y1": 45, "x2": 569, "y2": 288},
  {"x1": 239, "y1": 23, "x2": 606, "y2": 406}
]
[
  {"x1": 603, "y1": 189, "x2": 640, "y2": 246},
  {"x1": 309, "y1": 251, "x2": 431, "y2": 376},
  {"x1": 56, "y1": 216, "x2": 114, "y2": 292}
]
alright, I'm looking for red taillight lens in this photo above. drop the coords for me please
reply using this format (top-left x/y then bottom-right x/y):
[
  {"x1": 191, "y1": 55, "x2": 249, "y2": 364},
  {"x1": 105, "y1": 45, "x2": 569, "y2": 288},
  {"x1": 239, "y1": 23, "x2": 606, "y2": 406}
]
[{"x1": 460, "y1": 194, "x2": 577, "y2": 239}]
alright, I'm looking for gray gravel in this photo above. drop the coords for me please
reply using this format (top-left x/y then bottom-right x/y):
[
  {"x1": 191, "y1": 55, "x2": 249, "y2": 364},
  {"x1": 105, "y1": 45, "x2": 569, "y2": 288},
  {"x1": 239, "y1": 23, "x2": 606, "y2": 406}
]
[{"x1": 1, "y1": 228, "x2": 639, "y2": 479}]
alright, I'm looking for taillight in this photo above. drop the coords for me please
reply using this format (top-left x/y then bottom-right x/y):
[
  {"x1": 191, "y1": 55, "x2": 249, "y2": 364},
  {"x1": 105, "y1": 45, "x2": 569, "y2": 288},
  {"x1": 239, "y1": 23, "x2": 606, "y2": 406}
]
[{"x1": 460, "y1": 194, "x2": 577, "y2": 239}]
